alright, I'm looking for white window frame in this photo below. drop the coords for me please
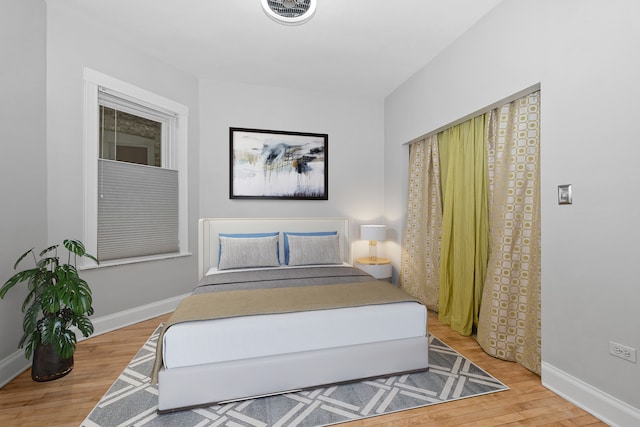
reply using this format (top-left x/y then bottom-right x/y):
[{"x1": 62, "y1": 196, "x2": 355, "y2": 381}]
[{"x1": 83, "y1": 67, "x2": 189, "y2": 267}]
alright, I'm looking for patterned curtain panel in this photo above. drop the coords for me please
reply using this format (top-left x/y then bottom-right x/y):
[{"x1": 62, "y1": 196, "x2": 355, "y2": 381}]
[
  {"x1": 399, "y1": 135, "x2": 442, "y2": 311},
  {"x1": 476, "y1": 91, "x2": 542, "y2": 375},
  {"x1": 437, "y1": 116, "x2": 489, "y2": 336}
]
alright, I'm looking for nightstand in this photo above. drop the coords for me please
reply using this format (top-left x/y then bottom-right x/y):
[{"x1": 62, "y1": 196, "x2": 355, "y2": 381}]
[{"x1": 355, "y1": 257, "x2": 392, "y2": 281}]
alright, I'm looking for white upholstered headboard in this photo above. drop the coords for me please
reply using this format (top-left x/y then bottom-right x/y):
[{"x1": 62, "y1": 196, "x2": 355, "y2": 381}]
[{"x1": 198, "y1": 217, "x2": 351, "y2": 279}]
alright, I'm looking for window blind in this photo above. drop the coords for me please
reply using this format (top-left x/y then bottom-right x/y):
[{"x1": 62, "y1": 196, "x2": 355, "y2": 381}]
[
  {"x1": 98, "y1": 159, "x2": 179, "y2": 261},
  {"x1": 98, "y1": 87, "x2": 177, "y2": 122}
]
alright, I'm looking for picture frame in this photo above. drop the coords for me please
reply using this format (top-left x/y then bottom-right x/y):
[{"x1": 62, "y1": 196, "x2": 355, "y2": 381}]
[{"x1": 229, "y1": 127, "x2": 328, "y2": 200}]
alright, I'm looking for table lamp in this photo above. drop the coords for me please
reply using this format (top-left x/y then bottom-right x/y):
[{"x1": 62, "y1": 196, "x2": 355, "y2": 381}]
[{"x1": 360, "y1": 224, "x2": 386, "y2": 261}]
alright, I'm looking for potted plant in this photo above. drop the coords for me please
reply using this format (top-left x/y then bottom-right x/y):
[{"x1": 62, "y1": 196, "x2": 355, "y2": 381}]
[{"x1": 0, "y1": 239, "x2": 98, "y2": 381}]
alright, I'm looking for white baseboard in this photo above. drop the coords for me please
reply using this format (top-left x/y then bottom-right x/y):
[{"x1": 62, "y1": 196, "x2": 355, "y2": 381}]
[
  {"x1": 87, "y1": 293, "x2": 189, "y2": 337},
  {"x1": 0, "y1": 293, "x2": 188, "y2": 389},
  {"x1": 0, "y1": 350, "x2": 31, "y2": 389},
  {"x1": 542, "y1": 361, "x2": 640, "y2": 427}
]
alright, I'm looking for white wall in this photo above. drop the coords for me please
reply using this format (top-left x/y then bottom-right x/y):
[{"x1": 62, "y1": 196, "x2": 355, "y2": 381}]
[
  {"x1": 0, "y1": 1, "x2": 385, "y2": 386},
  {"x1": 0, "y1": 0, "x2": 48, "y2": 382},
  {"x1": 5, "y1": 2, "x2": 636, "y2": 423},
  {"x1": 199, "y1": 80, "x2": 385, "y2": 256},
  {"x1": 385, "y1": 0, "x2": 640, "y2": 424},
  {"x1": 44, "y1": 5, "x2": 200, "y2": 319}
]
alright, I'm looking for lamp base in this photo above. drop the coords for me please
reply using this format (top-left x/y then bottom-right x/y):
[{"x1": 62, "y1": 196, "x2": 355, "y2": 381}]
[{"x1": 369, "y1": 240, "x2": 378, "y2": 261}]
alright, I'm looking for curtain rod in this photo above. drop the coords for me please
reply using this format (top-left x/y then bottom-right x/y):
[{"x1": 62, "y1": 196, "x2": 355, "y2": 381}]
[{"x1": 405, "y1": 83, "x2": 541, "y2": 146}]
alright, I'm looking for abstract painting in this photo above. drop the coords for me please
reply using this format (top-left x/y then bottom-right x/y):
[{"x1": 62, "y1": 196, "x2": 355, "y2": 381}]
[{"x1": 230, "y1": 127, "x2": 328, "y2": 200}]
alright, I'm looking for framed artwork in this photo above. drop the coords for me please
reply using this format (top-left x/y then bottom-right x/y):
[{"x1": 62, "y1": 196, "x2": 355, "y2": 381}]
[{"x1": 229, "y1": 127, "x2": 328, "y2": 200}]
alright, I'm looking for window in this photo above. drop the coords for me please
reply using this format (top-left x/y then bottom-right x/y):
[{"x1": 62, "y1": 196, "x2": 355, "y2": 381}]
[
  {"x1": 83, "y1": 68, "x2": 189, "y2": 265},
  {"x1": 99, "y1": 105, "x2": 162, "y2": 167}
]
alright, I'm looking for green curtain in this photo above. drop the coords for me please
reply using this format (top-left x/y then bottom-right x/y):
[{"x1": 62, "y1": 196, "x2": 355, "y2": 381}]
[{"x1": 438, "y1": 116, "x2": 489, "y2": 336}]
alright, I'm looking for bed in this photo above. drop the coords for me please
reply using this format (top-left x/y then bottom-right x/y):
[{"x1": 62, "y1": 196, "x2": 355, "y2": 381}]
[{"x1": 153, "y1": 217, "x2": 429, "y2": 412}]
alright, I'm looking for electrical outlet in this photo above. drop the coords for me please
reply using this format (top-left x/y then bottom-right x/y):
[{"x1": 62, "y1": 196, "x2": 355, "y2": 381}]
[{"x1": 609, "y1": 341, "x2": 637, "y2": 363}]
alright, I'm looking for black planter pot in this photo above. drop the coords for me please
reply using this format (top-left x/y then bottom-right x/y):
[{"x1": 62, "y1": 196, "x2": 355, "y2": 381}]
[{"x1": 31, "y1": 342, "x2": 74, "y2": 382}]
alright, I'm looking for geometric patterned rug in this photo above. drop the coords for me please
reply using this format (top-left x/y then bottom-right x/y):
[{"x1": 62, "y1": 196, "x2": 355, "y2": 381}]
[{"x1": 81, "y1": 326, "x2": 508, "y2": 427}]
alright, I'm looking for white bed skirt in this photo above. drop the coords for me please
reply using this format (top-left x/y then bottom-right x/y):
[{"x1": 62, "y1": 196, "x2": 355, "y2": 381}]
[
  {"x1": 158, "y1": 335, "x2": 429, "y2": 412},
  {"x1": 162, "y1": 302, "x2": 426, "y2": 369}
]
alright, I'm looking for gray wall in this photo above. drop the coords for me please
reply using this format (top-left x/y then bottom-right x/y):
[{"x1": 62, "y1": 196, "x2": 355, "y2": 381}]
[
  {"x1": 0, "y1": 0, "x2": 387, "y2": 385},
  {"x1": 44, "y1": 5, "x2": 200, "y2": 316},
  {"x1": 199, "y1": 79, "x2": 385, "y2": 254},
  {"x1": 384, "y1": 0, "x2": 640, "y2": 420},
  {"x1": 0, "y1": 0, "x2": 48, "y2": 376},
  {"x1": 3, "y1": 1, "x2": 636, "y2": 423}
]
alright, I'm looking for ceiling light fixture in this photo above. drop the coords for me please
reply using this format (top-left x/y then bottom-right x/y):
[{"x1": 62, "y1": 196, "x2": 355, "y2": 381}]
[{"x1": 261, "y1": 0, "x2": 317, "y2": 26}]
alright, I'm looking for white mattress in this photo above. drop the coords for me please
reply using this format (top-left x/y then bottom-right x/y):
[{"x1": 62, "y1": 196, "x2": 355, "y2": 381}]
[{"x1": 163, "y1": 301, "x2": 426, "y2": 369}]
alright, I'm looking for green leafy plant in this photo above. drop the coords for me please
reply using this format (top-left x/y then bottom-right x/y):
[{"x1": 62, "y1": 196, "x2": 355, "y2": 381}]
[{"x1": 0, "y1": 239, "x2": 98, "y2": 360}]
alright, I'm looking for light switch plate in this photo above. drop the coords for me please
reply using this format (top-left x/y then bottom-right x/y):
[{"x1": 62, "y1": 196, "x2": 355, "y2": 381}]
[{"x1": 558, "y1": 184, "x2": 572, "y2": 205}]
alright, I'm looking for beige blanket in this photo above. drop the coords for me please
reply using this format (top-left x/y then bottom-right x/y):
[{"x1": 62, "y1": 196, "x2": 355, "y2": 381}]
[{"x1": 151, "y1": 281, "x2": 421, "y2": 383}]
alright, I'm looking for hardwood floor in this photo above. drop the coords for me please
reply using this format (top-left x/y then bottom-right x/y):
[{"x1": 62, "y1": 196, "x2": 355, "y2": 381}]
[{"x1": 0, "y1": 312, "x2": 606, "y2": 427}]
